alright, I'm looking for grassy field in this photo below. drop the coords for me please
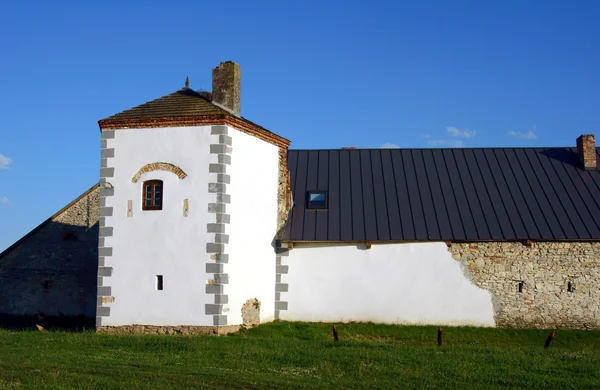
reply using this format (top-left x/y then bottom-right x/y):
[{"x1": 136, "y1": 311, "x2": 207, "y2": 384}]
[{"x1": 0, "y1": 321, "x2": 599, "y2": 389}]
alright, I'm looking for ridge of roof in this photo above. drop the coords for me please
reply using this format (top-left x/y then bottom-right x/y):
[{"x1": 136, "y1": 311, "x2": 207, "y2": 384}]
[
  {"x1": 289, "y1": 146, "x2": 600, "y2": 151},
  {"x1": 0, "y1": 183, "x2": 100, "y2": 259}
]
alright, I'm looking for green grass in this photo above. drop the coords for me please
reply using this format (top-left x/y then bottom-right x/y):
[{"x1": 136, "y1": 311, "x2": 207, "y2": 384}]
[{"x1": 1, "y1": 321, "x2": 599, "y2": 389}]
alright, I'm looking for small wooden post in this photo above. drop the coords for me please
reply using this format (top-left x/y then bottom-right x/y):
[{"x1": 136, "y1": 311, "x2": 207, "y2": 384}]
[
  {"x1": 437, "y1": 327, "x2": 443, "y2": 347},
  {"x1": 544, "y1": 330, "x2": 555, "y2": 349},
  {"x1": 333, "y1": 325, "x2": 339, "y2": 342}
]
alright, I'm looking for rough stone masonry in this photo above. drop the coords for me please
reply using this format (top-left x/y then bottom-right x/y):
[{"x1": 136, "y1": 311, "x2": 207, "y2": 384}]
[{"x1": 450, "y1": 241, "x2": 600, "y2": 329}]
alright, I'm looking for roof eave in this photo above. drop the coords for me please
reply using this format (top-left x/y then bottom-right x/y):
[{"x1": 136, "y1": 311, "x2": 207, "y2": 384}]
[{"x1": 97, "y1": 114, "x2": 291, "y2": 148}]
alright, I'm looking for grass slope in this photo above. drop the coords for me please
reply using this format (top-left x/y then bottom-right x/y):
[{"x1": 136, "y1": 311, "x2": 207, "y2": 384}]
[{"x1": 0, "y1": 321, "x2": 599, "y2": 389}]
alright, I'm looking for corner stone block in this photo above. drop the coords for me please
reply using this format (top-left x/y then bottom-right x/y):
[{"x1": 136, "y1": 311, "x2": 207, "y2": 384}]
[
  {"x1": 216, "y1": 193, "x2": 231, "y2": 204},
  {"x1": 216, "y1": 213, "x2": 231, "y2": 224},
  {"x1": 100, "y1": 168, "x2": 115, "y2": 178},
  {"x1": 208, "y1": 203, "x2": 226, "y2": 213},
  {"x1": 209, "y1": 163, "x2": 227, "y2": 174},
  {"x1": 210, "y1": 144, "x2": 229, "y2": 154},
  {"x1": 96, "y1": 306, "x2": 110, "y2": 317},
  {"x1": 214, "y1": 294, "x2": 229, "y2": 304},
  {"x1": 208, "y1": 183, "x2": 226, "y2": 193},
  {"x1": 98, "y1": 267, "x2": 113, "y2": 277},
  {"x1": 101, "y1": 130, "x2": 115, "y2": 139},
  {"x1": 214, "y1": 273, "x2": 229, "y2": 284},
  {"x1": 101, "y1": 148, "x2": 115, "y2": 158},
  {"x1": 206, "y1": 263, "x2": 224, "y2": 273},
  {"x1": 100, "y1": 187, "x2": 114, "y2": 197},
  {"x1": 218, "y1": 154, "x2": 232, "y2": 165},
  {"x1": 213, "y1": 315, "x2": 228, "y2": 326},
  {"x1": 219, "y1": 135, "x2": 233, "y2": 146},
  {"x1": 210, "y1": 253, "x2": 229, "y2": 263},
  {"x1": 206, "y1": 284, "x2": 224, "y2": 294},
  {"x1": 99, "y1": 207, "x2": 113, "y2": 217},
  {"x1": 206, "y1": 243, "x2": 224, "y2": 253},
  {"x1": 98, "y1": 286, "x2": 112, "y2": 296},
  {"x1": 211, "y1": 125, "x2": 228, "y2": 135},
  {"x1": 96, "y1": 317, "x2": 103, "y2": 327},
  {"x1": 207, "y1": 223, "x2": 225, "y2": 233},
  {"x1": 276, "y1": 265, "x2": 289, "y2": 274},
  {"x1": 99, "y1": 227, "x2": 114, "y2": 237},
  {"x1": 217, "y1": 174, "x2": 230, "y2": 184},
  {"x1": 205, "y1": 304, "x2": 223, "y2": 315},
  {"x1": 98, "y1": 247, "x2": 112, "y2": 257},
  {"x1": 275, "y1": 283, "x2": 289, "y2": 292},
  {"x1": 214, "y1": 234, "x2": 229, "y2": 244},
  {"x1": 275, "y1": 301, "x2": 288, "y2": 311}
]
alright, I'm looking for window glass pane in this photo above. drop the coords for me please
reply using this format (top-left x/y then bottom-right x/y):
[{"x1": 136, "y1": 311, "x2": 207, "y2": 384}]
[
  {"x1": 309, "y1": 192, "x2": 327, "y2": 208},
  {"x1": 154, "y1": 199, "x2": 162, "y2": 206},
  {"x1": 154, "y1": 184, "x2": 161, "y2": 192},
  {"x1": 145, "y1": 186, "x2": 152, "y2": 194},
  {"x1": 145, "y1": 199, "x2": 152, "y2": 206},
  {"x1": 310, "y1": 193, "x2": 326, "y2": 202}
]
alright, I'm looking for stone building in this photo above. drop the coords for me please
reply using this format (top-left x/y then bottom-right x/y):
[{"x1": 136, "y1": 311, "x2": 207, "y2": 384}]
[{"x1": 1, "y1": 61, "x2": 598, "y2": 332}]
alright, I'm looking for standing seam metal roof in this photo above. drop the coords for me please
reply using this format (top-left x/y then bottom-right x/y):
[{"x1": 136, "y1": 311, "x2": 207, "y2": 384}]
[{"x1": 282, "y1": 147, "x2": 600, "y2": 242}]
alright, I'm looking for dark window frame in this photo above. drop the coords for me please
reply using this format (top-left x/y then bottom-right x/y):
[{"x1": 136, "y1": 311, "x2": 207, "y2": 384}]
[
  {"x1": 307, "y1": 190, "x2": 328, "y2": 210},
  {"x1": 142, "y1": 180, "x2": 163, "y2": 211}
]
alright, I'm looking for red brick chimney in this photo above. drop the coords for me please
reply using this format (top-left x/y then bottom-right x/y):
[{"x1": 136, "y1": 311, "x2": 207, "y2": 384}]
[
  {"x1": 212, "y1": 61, "x2": 241, "y2": 116},
  {"x1": 576, "y1": 134, "x2": 597, "y2": 170}
]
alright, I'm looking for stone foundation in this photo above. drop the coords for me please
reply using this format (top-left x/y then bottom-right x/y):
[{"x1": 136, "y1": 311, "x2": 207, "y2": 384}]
[
  {"x1": 96, "y1": 325, "x2": 242, "y2": 335},
  {"x1": 450, "y1": 242, "x2": 600, "y2": 329}
]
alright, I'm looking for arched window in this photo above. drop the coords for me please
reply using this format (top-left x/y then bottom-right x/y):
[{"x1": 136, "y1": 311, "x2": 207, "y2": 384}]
[{"x1": 143, "y1": 180, "x2": 163, "y2": 211}]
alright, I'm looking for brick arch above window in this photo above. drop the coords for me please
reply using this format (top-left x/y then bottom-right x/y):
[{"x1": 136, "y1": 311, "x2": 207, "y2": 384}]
[{"x1": 131, "y1": 162, "x2": 187, "y2": 183}]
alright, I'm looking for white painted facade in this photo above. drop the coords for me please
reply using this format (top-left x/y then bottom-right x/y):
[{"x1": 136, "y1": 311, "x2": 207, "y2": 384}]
[
  {"x1": 278, "y1": 242, "x2": 495, "y2": 327},
  {"x1": 103, "y1": 125, "x2": 215, "y2": 326},
  {"x1": 226, "y1": 128, "x2": 279, "y2": 325}
]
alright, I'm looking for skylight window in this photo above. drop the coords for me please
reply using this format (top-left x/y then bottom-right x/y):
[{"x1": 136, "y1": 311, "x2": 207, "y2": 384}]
[{"x1": 307, "y1": 191, "x2": 328, "y2": 209}]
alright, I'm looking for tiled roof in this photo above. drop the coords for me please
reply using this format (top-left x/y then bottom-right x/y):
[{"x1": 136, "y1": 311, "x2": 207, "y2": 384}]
[
  {"x1": 101, "y1": 88, "x2": 228, "y2": 120},
  {"x1": 282, "y1": 147, "x2": 600, "y2": 242},
  {"x1": 98, "y1": 87, "x2": 290, "y2": 148}
]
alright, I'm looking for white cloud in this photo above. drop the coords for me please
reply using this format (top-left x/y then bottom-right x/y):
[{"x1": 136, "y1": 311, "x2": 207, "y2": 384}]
[
  {"x1": 0, "y1": 154, "x2": 12, "y2": 169},
  {"x1": 446, "y1": 126, "x2": 476, "y2": 138},
  {"x1": 380, "y1": 143, "x2": 400, "y2": 149},
  {"x1": 508, "y1": 130, "x2": 538, "y2": 140},
  {"x1": 0, "y1": 197, "x2": 9, "y2": 204},
  {"x1": 428, "y1": 139, "x2": 465, "y2": 148}
]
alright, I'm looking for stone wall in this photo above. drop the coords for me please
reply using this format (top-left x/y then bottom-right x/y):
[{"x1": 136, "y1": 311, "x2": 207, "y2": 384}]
[
  {"x1": 450, "y1": 242, "x2": 600, "y2": 329},
  {"x1": 97, "y1": 324, "x2": 241, "y2": 335},
  {"x1": 0, "y1": 185, "x2": 99, "y2": 328}
]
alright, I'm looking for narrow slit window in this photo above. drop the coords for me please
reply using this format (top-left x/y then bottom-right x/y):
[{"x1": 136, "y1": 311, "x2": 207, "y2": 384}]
[
  {"x1": 307, "y1": 190, "x2": 328, "y2": 209},
  {"x1": 143, "y1": 180, "x2": 163, "y2": 211},
  {"x1": 156, "y1": 275, "x2": 163, "y2": 291},
  {"x1": 567, "y1": 281, "x2": 575, "y2": 292},
  {"x1": 518, "y1": 281, "x2": 524, "y2": 293}
]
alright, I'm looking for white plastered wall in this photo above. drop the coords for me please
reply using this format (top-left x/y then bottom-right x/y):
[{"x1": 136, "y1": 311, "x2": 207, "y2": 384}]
[
  {"x1": 103, "y1": 126, "x2": 214, "y2": 326},
  {"x1": 225, "y1": 127, "x2": 279, "y2": 325},
  {"x1": 279, "y1": 242, "x2": 495, "y2": 326}
]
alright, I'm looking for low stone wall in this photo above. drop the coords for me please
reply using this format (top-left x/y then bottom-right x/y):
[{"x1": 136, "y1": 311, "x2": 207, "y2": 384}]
[
  {"x1": 450, "y1": 242, "x2": 600, "y2": 329},
  {"x1": 97, "y1": 325, "x2": 242, "y2": 335}
]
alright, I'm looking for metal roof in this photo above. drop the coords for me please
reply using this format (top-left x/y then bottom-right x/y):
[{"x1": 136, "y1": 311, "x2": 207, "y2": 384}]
[{"x1": 282, "y1": 147, "x2": 600, "y2": 242}]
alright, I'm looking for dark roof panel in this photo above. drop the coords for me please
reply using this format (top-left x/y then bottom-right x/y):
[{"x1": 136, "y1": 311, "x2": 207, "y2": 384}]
[{"x1": 284, "y1": 147, "x2": 600, "y2": 242}]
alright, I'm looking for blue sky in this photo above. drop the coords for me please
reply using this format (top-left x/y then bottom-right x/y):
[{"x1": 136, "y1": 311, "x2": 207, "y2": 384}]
[{"x1": 1, "y1": 0, "x2": 599, "y2": 252}]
